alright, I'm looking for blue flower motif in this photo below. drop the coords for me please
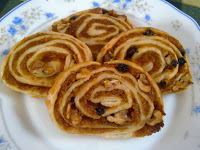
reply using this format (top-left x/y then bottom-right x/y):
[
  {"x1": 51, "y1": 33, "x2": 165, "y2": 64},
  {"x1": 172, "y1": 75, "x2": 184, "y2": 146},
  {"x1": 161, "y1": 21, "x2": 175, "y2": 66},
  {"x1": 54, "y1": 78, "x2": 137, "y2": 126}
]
[
  {"x1": 3, "y1": 49, "x2": 10, "y2": 55},
  {"x1": 113, "y1": 0, "x2": 121, "y2": 3},
  {"x1": 93, "y1": 2, "x2": 100, "y2": 7},
  {"x1": 21, "y1": 25, "x2": 26, "y2": 30},
  {"x1": 125, "y1": 0, "x2": 132, "y2": 2},
  {"x1": 194, "y1": 106, "x2": 200, "y2": 114},
  {"x1": 199, "y1": 78, "x2": 200, "y2": 81},
  {"x1": 8, "y1": 26, "x2": 17, "y2": 36},
  {"x1": 0, "y1": 139, "x2": 2, "y2": 144},
  {"x1": 145, "y1": 15, "x2": 151, "y2": 22},
  {"x1": 12, "y1": 17, "x2": 23, "y2": 25},
  {"x1": 123, "y1": 3, "x2": 127, "y2": 8},
  {"x1": 46, "y1": 13, "x2": 54, "y2": 18},
  {"x1": 185, "y1": 49, "x2": 190, "y2": 54}
]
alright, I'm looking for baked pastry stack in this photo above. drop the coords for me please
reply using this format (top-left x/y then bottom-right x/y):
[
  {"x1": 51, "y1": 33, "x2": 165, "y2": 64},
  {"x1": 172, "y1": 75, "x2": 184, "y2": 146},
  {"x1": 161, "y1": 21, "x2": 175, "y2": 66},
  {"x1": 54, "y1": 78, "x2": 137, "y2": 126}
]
[{"x1": 1, "y1": 8, "x2": 192, "y2": 138}]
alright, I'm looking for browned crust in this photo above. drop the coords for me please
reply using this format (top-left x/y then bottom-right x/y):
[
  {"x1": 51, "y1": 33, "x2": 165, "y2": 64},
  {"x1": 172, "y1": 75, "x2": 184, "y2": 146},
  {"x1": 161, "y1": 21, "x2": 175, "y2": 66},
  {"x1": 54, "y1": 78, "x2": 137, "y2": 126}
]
[{"x1": 49, "y1": 7, "x2": 134, "y2": 31}]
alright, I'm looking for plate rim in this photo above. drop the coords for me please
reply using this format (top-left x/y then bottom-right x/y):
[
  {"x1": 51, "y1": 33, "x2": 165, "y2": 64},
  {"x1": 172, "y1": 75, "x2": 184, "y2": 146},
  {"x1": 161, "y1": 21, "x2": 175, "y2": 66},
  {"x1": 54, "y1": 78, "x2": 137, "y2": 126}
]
[
  {"x1": 0, "y1": 0, "x2": 200, "y2": 32},
  {"x1": 0, "y1": 0, "x2": 199, "y2": 150}
]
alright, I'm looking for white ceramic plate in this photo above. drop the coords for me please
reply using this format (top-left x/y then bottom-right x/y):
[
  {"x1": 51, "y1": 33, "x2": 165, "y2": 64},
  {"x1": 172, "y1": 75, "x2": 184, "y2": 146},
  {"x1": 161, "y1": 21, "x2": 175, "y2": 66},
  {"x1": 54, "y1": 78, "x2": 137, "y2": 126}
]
[{"x1": 0, "y1": 0, "x2": 200, "y2": 150}]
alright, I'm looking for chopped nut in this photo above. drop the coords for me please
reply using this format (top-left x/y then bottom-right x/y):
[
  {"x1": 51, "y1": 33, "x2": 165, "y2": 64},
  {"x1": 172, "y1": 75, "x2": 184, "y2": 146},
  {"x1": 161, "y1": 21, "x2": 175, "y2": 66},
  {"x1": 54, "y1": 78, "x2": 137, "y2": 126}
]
[
  {"x1": 104, "y1": 79, "x2": 120, "y2": 88},
  {"x1": 181, "y1": 74, "x2": 191, "y2": 82},
  {"x1": 43, "y1": 66, "x2": 54, "y2": 75},
  {"x1": 66, "y1": 102, "x2": 82, "y2": 125},
  {"x1": 66, "y1": 102, "x2": 73, "y2": 119},
  {"x1": 32, "y1": 60, "x2": 45, "y2": 68},
  {"x1": 164, "y1": 55, "x2": 171, "y2": 65},
  {"x1": 31, "y1": 60, "x2": 61, "y2": 77},
  {"x1": 147, "y1": 110, "x2": 163, "y2": 126},
  {"x1": 138, "y1": 74, "x2": 151, "y2": 93},
  {"x1": 110, "y1": 80, "x2": 120, "y2": 85},
  {"x1": 142, "y1": 62, "x2": 153, "y2": 72},
  {"x1": 104, "y1": 80, "x2": 111, "y2": 88},
  {"x1": 76, "y1": 68, "x2": 91, "y2": 79},
  {"x1": 70, "y1": 109, "x2": 82, "y2": 125},
  {"x1": 107, "y1": 110, "x2": 130, "y2": 124},
  {"x1": 100, "y1": 97, "x2": 121, "y2": 107}
]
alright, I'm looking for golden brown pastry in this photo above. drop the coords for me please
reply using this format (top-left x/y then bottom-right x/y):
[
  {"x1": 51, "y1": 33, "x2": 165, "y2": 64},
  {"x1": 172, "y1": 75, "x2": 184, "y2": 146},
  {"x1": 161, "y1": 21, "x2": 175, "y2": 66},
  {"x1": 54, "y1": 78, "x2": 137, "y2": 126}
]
[
  {"x1": 49, "y1": 8, "x2": 134, "y2": 59},
  {"x1": 97, "y1": 27, "x2": 192, "y2": 94},
  {"x1": 46, "y1": 60, "x2": 165, "y2": 138},
  {"x1": 1, "y1": 31, "x2": 93, "y2": 98}
]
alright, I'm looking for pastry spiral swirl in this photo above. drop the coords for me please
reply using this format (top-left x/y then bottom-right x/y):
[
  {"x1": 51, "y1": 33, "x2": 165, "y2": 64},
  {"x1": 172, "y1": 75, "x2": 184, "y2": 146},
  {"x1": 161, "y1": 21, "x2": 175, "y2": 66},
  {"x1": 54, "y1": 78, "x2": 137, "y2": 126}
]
[
  {"x1": 1, "y1": 31, "x2": 93, "y2": 98},
  {"x1": 49, "y1": 8, "x2": 134, "y2": 59},
  {"x1": 46, "y1": 60, "x2": 165, "y2": 138},
  {"x1": 97, "y1": 28, "x2": 192, "y2": 94}
]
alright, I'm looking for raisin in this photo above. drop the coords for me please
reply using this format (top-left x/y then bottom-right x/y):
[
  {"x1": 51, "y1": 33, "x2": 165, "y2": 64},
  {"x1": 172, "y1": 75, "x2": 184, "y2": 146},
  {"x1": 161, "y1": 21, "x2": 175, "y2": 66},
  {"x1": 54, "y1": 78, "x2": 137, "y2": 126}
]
[
  {"x1": 171, "y1": 60, "x2": 179, "y2": 67},
  {"x1": 102, "y1": 10, "x2": 109, "y2": 14},
  {"x1": 158, "y1": 81, "x2": 167, "y2": 89},
  {"x1": 117, "y1": 63, "x2": 129, "y2": 72},
  {"x1": 69, "y1": 96, "x2": 75, "y2": 102},
  {"x1": 70, "y1": 16, "x2": 78, "y2": 21},
  {"x1": 126, "y1": 46, "x2": 137, "y2": 59},
  {"x1": 95, "y1": 105, "x2": 105, "y2": 115},
  {"x1": 144, "y1": 29, "x2": 154, "y2": 36},
  {"x1": 178, "y1": 57, "x2": 186, "y2": 66}
]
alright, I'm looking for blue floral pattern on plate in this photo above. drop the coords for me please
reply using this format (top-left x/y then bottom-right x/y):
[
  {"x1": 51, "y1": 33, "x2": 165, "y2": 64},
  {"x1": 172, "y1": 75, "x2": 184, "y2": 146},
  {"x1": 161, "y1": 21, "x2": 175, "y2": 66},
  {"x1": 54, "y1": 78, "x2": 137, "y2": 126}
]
[
  {"x1": 194, "y1": 106, "x2": 200, "y2": 114},
  {"x1": 145, "y1": 14, "x2": 151, "y2": 22},
  {"x1": 2, "y1": 49, "x2": 10, "y2": 55},
  {"x1": 12, "y1": 17, "x2": 23, "y2": 25},
  {"x1": 0, "y1": 6, "x2": 57, "y2": 57},
  {"x1": 91, "y1": 0, "x2": 152, "y2": 25},
  {"x1": 0, "y1": 136, "x2": 11, "y2": 150},
  {"x1": 92, "y1": 2, "x2": 100, "y2": 7},
  {"x1": 7, "y1": 26, "x2": 17, "y2": 36},
  {"x1": 46, "y1": 13, "x2": 54, "y2": 18},
  {"x1": 92, "y1": 0, "x2": 152, "y2": 13}
]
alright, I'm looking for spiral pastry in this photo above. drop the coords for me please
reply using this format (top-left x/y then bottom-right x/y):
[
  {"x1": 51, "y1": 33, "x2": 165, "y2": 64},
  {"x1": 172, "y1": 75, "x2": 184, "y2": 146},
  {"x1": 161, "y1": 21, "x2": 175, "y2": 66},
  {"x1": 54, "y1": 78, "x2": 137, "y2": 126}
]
[
  {"x1": 46, "y1": 60, "x2": 165, "y2": 138},
  {"x1": 97, "y1": 27, "x2": 192, "y2": 94},
  {"x1": 49, "y1": 8, "x2": 134, "y2": 59},
  {"x1": 1, "y1": 31, "x2": 93, "y2": 98}
]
